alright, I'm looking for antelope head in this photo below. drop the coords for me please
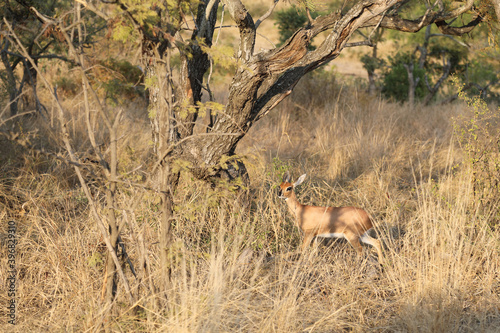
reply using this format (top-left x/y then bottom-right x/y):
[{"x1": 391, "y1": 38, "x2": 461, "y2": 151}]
[{"x1": 278, "y1": 171, "x2": 306, "y2": 200}]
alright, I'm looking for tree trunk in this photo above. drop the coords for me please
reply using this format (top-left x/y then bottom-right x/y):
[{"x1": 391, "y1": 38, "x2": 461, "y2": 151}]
[
  {"x1": 178, "y1": 0, "x2": 220, "y2": 138},
  {"x1": 104, "y1": 185, "x2": 119, "y2": 303},
  {"x1": 367, "y1": 70, "x2": 376, "y2": 95},
  {"x1": 492, "y1": 0, "x2": 500, "y2": 24},
  {"x1": 423, "y1": 58, "x2": 451, "y2": 105},
  {"x1": 143, "y1": 40, "x2": 180, "y2": 291},
  {"x1": 1, "y1": 43, "x2": 20, "y2": 116},
  {"x1": 158, "y1": 165, "x2": 179, "y2": 289},
  {"x1": 21, "y1": 58, "x2": 39, "y2": 111},
  {"x1": 404, "y1": 63, "x2": 416, "y2": 106}
]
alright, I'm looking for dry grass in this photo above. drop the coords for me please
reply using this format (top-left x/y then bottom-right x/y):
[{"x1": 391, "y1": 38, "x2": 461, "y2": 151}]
[{"x1": 1, "y1": 71, "x2": 500, "y2": 332}]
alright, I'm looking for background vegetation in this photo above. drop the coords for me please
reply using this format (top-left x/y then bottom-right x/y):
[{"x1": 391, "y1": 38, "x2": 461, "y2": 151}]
[{"x1": 1, "y1": 0, "x2": 500, "y2": 331}]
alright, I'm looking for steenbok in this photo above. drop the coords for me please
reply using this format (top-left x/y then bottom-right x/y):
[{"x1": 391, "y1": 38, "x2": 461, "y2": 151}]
[{"x1": 278, "y1": 171, "x2": 383, "y2": 263}]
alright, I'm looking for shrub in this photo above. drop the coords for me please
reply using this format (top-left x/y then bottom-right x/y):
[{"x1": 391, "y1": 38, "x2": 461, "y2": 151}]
[
  {"x1": 97, "y1": 58, "x2": 144, "y2": 103},
  {"x1": 381, "y1": 52, "x2": 426, "y2": 102},
  {"x1": 54, "y1": 76, "x2": 80, "y2": 97},
  {"x1": 453, "y1": 78, "x2": 500, "y2": 223}
]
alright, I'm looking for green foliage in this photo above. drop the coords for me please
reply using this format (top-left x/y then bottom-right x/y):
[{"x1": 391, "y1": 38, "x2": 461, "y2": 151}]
[
  {"x1": 298, "y1": 0, "x2": 316, "y2": 12},
  {"x1": 172, "y1": 159, "x2": 194, "y2": 174},
  {"x1": 381, "y1": 52, "x2": 426, "y2": 102},
  {"x1": 49, "y1": 57, "x2": 143, "y2": 104},
  {"x1": 457, "y1": 59, "x2": 500, "y2": 101},
  {"x1": 199, "y1": 41, "x2": 238, "y2": 71},
  {"x1": 109, "y1": 0, "x2": 162, "y2": 42},
  {"x1": 425, "y1": 39, "x2": 467, "y2": 78},
  {"x1": 54, "y1": 76, "x2": 80, "y2": 96},
  {"x1": 373, "y1": 5, "x2": 499, "y2": 104},
  {"x1": 453, "y1": 77, "x2": 500, "y2": 217},
  {"x1": 466, "y1": 60, "x2": 498, "y2": 86},
  {"x1": 98, "y1": 58, "x2": 144, "y2": 104},
  {"x1": 0, "y1": 0, "x2": 87, "y2": 112},
  {"x1": 178, "y1": 100, "x2": 225, "y2": 120},
  {"x1": 111, "y1": 23, "x2": 136, "y2": 43},
  {"x1": 428, "y1": 44, "x2": 466, "y2": 71},
  {"x1": 360, "y1": 53, "x2": 385, "y2": 74},
  {"x1": 267, "y1": 157, "x2": 291, "y2": 183},
  {"x1": 87, "y1": 252, "x2": 104, "y2": 268},
  {"x1": 109, "y1": 0, "x2": 199, "y2": 43},
  {"x1": 144, "y1": 76, "x2": 158, "y2": 91}
]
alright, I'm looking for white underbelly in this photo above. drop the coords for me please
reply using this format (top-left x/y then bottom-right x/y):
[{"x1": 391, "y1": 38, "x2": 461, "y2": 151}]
[{"x1": 316, "y1": 232, "x2": 345, "y2": 239}]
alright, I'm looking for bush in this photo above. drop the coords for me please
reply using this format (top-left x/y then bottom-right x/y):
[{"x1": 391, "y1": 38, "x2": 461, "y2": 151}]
[
  {"x1": 97, "y1": 58, "x2": 144, "y2": 103},
  {"x1": 459, "y1": 59, "x2": 500, "y2": 101},
  {"x1": 54, "y1": 76, "x2": 80, "y2": 97},
  {"x1": 453, "y1": 78, "x2": 500, "y2": 219}
]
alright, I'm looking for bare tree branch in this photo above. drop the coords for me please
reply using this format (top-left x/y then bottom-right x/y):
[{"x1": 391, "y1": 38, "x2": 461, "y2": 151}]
[
  {"x1": 200, "y1": 0, "x2": 219, "y2": 36},
  {"x1": 224, "y1": 0, "x2": 256, "y2": 61},
  {"x1": 362, "y1": 0, "x2": 481, "y2": 35},
  {"x1": 428, "y1": 33, "x2": 469, "y2": 47},
  {"x1": 74, "y1": 0, "x2": 109, "y2": 20},
  {"x1": 255, "y1": 0, "x2": 279, "y2": 29},
  {"x1": 5, "y1": 49, "x2": 78, "y2": 64},
  {"x1": 434, "y1": 16, "x2": 482, "y2": 36},
  {"x1": 423, "y1": 57, "x2": 451, "y2": 105},
  {"x1": 346, "y1": 40, "x2": 374, "y2": 47}
]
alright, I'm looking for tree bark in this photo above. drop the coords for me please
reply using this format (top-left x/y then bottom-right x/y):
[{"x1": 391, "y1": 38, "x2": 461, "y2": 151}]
[
  {"x1": 178, "y1": 0, "x2": 220, "y2": 138},
  {"x1": 404, "y1": 63, "x2": 416, "y2": 106}
]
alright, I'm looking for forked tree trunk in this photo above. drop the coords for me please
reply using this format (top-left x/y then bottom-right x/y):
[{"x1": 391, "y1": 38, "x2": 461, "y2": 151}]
[
  {"x1": 404, "y1": 62, "x2": 417, "y2": 106},
  {"x1": 143, "y1": 40, "x2": 180, "y2": 290},
  {"x1": 1, "y1": 42, "x2": 20, "y2": 116},
  {"x1": 104, "y1": 185, "x2": 119, "y2": 302}
]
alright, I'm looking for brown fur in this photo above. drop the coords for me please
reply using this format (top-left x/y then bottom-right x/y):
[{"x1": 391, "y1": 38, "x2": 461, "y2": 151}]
[{"x1": 278, "y1": 172, "x2": 383, "y2": 263}]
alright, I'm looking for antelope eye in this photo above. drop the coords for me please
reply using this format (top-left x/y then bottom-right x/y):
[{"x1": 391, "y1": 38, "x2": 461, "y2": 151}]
[{"x1": 286, "y1": 186, "x2": 292, "y2": 191}]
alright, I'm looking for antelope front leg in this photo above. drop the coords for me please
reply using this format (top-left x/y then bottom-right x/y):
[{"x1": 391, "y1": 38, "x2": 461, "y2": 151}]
[{"x1": 301, "y1": 232, "x2": 315, "y2": 251}]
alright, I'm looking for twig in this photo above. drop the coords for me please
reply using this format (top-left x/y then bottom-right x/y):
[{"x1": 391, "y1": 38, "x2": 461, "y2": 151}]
[
  {"x1": 345, "y1": 40, "x2": 374, "y2": 47},
  {"x1": 118, "y1": 235, "x2": 137, "y2": 278}
]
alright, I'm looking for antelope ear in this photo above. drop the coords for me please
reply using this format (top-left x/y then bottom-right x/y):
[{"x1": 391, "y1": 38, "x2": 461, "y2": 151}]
[
  {"x1": 294, "y1": 174, "x2": 306, "y2": 187},
  {"x1": 282, "y1": 171, "x2": 291, "y2": 183}
]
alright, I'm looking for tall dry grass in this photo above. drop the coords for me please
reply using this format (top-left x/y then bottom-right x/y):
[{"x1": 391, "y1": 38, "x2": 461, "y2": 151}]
[{"x1": 1, "y1": 72, "x2": 499, "y2": 332}]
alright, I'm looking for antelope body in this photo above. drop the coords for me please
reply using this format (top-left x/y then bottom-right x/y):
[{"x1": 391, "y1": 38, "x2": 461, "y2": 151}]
[{"x1": 278, "y1": 172, "x2": 383, "y2": 263}]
